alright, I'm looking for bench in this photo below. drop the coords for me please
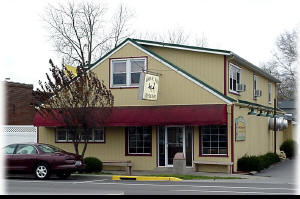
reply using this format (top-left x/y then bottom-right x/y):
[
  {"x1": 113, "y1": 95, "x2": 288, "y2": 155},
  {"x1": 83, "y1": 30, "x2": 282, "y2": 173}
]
[
  {"x1": 193, "y1": 161, "x2": 233, "y2": 174},
  {"x1": 102, "y1": 161, "x2": 132, "y2": 175}
]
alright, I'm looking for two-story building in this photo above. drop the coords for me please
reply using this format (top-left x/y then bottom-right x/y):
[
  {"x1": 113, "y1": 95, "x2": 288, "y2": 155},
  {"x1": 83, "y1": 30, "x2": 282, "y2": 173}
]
[{"x1": 34, "y1": 38, "x2": 289, "y2": 173}]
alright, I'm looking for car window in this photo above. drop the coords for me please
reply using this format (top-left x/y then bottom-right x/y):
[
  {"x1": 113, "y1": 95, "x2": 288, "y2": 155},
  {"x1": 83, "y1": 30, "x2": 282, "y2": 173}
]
[
  {"x1": 15, "y1": 145, "x2": 38, "y2": 155},
  {"x1": 3, "y1": 144, "x2": 17, "y2": 154},
  {"x1": 37, "y1": 144, "x2": 64, "y2": 153}
]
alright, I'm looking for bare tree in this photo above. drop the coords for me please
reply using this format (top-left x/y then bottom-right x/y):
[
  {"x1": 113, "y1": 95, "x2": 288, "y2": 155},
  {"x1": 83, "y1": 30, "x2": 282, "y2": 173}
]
[
  {"x1": 111, "y1": 4, "x2": 134, "y2": 48},
  {"x1": 43, "y1": 1, "x2": 133, "y2": 67},
  {"x1": 33, "y1": 59, "x2": 114, "y2": 159},
  {"x1": 261, "y1": 30, "x2": 298, "y2": 100}
]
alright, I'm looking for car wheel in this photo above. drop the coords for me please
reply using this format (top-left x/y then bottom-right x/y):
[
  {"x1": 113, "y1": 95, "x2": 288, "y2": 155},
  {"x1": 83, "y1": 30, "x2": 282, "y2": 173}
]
[
  {"x1": 34, "y1": 163, "x2": 51, "y2": 180},
  {"x1": 56, "y1": 172, "x2": 71, "y2": 179}
]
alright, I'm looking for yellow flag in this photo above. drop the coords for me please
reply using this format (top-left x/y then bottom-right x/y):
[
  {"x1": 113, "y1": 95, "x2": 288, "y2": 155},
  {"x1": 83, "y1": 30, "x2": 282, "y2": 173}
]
[{"x1": 64, "y1": 65, "x2": 77, "y2": 77}]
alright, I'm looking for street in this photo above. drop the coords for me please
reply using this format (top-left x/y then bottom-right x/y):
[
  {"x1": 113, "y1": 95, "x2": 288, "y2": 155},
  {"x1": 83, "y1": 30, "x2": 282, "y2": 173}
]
[
  {"x1": 5, "y1": 176, "x2": 297, "y2": 195},
  {"x1": 4, "y1": 159, "x2": 298, "y2": 195}
]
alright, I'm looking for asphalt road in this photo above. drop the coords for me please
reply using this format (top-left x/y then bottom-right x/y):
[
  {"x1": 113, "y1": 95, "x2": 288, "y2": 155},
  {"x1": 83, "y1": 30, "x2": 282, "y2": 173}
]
[
  {"x1": 4, "y1": 175, "x2": 297, "y2": 195},
  {"x1": 4, "y1": 159, "x2": 298, "y2": 195}
]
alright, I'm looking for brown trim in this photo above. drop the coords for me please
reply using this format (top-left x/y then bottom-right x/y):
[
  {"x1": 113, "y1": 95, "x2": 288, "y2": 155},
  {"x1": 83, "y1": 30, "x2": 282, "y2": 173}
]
[
  {"x1": 156, "y1": 126, "x2": 158, "y2": 167},
  {"x1": 224, "y1": 55, "x2": 227, "y2": 96},
  {"x1": 109, "y1": 56, "x2": 148, "y2": 89},
  {"x1": 125, "y1": 126, "x2": 152, "y2": 157},
  {"x1": 37, "y1": 127, "x2": 39, "y2": 143},
  {"x1": 231, "y1": 105, "x2": 235, "y2": 173},
  {"x1": 54, "y1": 128, "x2": 106, "y2": 144},
  {"x1": 198, "y1": 125, "x2": 229, "y2": 157}
]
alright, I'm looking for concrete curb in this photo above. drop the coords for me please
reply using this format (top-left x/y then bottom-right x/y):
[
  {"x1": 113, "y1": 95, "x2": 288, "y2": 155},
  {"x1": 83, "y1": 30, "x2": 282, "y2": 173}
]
[{"x1": 112, "y1": 175, "x2": 183, "y2": 181}]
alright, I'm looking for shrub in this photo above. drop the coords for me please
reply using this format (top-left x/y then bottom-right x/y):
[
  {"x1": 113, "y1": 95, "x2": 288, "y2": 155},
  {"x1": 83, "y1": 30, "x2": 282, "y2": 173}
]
[
  {"x1": 280, "y1": 140, "x2": 297, "y2": 159},
  {"x1": 83, "y1": 157, "x2": 103, "y2": 173},
  {"x1": 237, "y1": 155, "x2": 264, "y2": 172},
  {"x1": 237, "y1": 153, "x2": 280, "y2": 172},
  {"x1": 260, "y1": 153, "x2": 280, "y2": 169}
]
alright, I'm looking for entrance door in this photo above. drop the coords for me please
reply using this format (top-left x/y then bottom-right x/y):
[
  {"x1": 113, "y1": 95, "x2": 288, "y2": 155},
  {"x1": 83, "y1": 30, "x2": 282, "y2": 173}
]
[
  {"x1": 166, "y1": 127, "x2": 184, "y2": 166},
  {"x1": 158, "y1": 126, "x2": 193, "y2": 167}
]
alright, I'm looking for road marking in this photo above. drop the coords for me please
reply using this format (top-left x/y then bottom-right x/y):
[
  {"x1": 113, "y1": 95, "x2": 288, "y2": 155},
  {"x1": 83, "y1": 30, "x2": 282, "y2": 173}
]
[
  {"x1": 173, "y1": 190, "x2": 292, "y2": 195},
  {"x1": 88, "y1": 182, "x2": 297, "y2": 191},
  {"x1": 73, "y1": 180, "x2": 106, "y2": 184}
]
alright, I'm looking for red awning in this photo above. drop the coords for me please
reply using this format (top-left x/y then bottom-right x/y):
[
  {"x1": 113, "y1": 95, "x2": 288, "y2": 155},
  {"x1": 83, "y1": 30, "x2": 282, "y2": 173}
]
[{"x1": 34, "y1": 104, "x2": 227, "y2": 127}]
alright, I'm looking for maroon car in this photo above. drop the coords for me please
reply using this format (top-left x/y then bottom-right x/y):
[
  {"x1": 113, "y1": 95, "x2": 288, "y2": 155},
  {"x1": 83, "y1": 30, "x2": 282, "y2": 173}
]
[{"x1": 3, "y1": 143, "x2": 85, "y2": 180}]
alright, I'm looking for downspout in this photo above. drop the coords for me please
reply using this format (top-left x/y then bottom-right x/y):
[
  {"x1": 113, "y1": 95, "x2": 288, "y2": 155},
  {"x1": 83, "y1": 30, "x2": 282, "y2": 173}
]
[{"x1": 231, "y1": 105, "x2": 234, "y2": 173}]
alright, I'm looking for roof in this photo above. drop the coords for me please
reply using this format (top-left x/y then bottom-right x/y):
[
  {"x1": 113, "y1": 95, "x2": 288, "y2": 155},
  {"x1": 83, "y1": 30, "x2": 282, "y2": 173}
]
[
  {"x1": 132, "y1": 38, "x2": 281, "y2": 83},
  {"x1": 88, "y1": 38, "x2": 236, "y2": 104}
]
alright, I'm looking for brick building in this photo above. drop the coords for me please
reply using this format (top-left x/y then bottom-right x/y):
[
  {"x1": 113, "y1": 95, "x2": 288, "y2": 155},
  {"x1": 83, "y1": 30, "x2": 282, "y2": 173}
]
[{"x1": 4, "y1": 81, "x2": 37, "y2": 144}]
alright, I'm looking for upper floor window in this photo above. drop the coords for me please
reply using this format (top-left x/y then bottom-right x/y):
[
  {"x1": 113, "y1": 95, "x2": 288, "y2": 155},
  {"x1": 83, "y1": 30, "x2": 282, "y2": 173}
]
[
  {"x1": 268, "y1": 83, "x2": 272, "y2": 104},
  {"x1": 253, "y1": 75, "x2": 257, "y2": 99},
  {"x1": 111, "y1": 58, "x2": 146, "y2": 88},
  {"x1": 229, "y1": 63, "x2": 241, "y2": 93}
]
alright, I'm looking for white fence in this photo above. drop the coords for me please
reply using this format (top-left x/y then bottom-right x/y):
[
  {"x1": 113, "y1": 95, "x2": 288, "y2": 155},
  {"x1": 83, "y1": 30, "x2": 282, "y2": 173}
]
[{"x1": 3, "y1": 125, "x2": 37, "y2": 145}]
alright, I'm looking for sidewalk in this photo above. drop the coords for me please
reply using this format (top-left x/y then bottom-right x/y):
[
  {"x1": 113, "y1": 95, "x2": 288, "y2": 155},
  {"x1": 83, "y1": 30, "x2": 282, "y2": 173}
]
[{"x1": 73, "y1": 158, "x2": 297, "y2": 185}]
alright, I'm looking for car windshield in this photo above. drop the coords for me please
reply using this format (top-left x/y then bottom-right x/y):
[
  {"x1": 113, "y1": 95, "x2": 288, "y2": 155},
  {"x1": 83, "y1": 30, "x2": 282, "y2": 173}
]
[{"x1": 37, "y1": 144, "x2": 64, "y2": 153}]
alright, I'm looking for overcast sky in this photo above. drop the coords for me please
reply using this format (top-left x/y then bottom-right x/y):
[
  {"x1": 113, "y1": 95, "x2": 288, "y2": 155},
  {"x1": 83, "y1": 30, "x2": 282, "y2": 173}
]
[{"x1": 0, "y1": 0, "x2": 299, "y2": 89}]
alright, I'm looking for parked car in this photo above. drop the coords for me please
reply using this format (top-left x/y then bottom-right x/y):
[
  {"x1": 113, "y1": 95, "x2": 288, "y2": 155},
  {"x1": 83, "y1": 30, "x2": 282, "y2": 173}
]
[{"x1": 3, "y1": 143, "x2": 85, "y2": 180}]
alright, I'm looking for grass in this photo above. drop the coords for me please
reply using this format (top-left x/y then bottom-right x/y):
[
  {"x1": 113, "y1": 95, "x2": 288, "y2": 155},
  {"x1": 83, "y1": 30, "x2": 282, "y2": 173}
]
[{"x1": 145, "y1": 174, "x2": 244, "y2": 180}]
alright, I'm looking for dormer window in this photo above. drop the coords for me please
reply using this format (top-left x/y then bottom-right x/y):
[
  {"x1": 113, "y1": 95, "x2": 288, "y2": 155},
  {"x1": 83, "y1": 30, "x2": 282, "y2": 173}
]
[{"x1": 229, "y1": 63, "x2": 241, "y2": 94}]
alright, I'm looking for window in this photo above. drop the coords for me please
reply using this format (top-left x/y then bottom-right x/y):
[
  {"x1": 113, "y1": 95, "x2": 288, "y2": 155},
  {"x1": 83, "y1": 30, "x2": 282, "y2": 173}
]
[
  {"x1": 37, "y1": 144, "x2": 64, "y2": 153},
  {"x1": 253, "y1": 75, "x2": 257, "y2": 99},
  {"x1": 15, "y1": 144, "x2": 38, "y2": 155},
  {"x1": 201, "y1": 125, "x2": 227, "y2": 155},
  {"x1": 56, "y1": 128, "x2": 105, "y2": 143},
  {"x1": 111, "y1": 58, "x2": 146, "y2": 87},
  {"x1": 3, "y1": 144, "x2": 17, "y2": 154},
  {"x1": 229, "y1": 63, "x2": 241, "y2": 93},
  {"x1": 56, "y1": 129, "x2": 68, "y2": 142},
  {"x1": 127, "y1": 126, "x2": 152, "y2": 155},
  {"x1": 268, "y1": 83, "x2": 272, "y2": 104}
]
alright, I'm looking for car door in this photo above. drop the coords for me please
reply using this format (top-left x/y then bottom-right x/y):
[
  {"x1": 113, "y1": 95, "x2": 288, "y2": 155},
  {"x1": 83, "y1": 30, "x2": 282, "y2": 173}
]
[
  {"x1": 13, "y1": 144, "x2": 38, "y2": 172},
  {"x1": 3, "y1": 144, "x2": 18, "y2": 171}
]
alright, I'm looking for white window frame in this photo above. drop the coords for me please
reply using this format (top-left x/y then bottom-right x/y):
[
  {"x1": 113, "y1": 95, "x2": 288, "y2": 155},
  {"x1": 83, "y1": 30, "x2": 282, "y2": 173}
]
[
  {"x1": 110, "y1": 58, "x2": 146, "y2": 88},
  {"x1": 56, "y1": 128, "x2": 68, "y2": 142},
  {"x1": 56, "y1": 128, "x2": 105, "y2": 143},
  {"x1": 93, "y1": 128, "x2": 105, "y2": 142},
  {"x1": 201, "y1": 125, "x2": 227, "y2": 156},
  {"x1": 268, "y1": 82, "x2": 272, "y2": 104},
  {"x1": 253, "y1": 75, "x2": 257, "y2": 99},
  {"x1": 229, "y1": 63, "x2": 241, "y2": 94}
]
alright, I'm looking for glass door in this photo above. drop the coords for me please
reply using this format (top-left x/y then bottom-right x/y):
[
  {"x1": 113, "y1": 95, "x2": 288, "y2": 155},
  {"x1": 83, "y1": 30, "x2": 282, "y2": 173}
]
[
  {"x1": 166, "y1": 126, "x2": 184, "y2": 166},
  {"x1": 158, "y1": 126, "x2": 193, "y2": 167}
]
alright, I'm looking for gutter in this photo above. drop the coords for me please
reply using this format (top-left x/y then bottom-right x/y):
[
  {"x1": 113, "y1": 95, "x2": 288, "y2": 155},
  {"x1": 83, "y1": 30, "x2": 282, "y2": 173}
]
[{"x1": 227, "y1": 53, "x2": 281, "y2": 83}]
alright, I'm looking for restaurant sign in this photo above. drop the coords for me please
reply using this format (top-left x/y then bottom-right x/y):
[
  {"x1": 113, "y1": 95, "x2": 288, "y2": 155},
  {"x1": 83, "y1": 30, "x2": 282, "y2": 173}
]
[
  {"x1": 235, "y1": 116, "x2": 246, "y2": 141},
  {"x1": 138, "y1": 72, "x2": 159, "y2": 101}
]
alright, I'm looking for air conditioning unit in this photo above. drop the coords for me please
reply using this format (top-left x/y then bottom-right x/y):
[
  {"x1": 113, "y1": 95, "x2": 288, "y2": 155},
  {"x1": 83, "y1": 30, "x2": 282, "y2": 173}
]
[
  {"x1": 254, "y1": 89, "x2": 262, "y2": 97},
  {"x1": 237, "y1": 84, "x2": 246, "y2": 92}
]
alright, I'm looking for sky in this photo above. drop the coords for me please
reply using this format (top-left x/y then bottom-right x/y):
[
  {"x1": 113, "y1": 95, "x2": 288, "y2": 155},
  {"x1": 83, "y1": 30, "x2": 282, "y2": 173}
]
[{"x1": 0, "y1": 0, "x2": 299, "y2": 89}]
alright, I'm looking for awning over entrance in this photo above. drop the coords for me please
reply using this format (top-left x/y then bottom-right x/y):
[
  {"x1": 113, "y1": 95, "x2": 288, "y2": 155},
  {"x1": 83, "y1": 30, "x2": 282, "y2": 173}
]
[{"x1": 34, "y1": 104, "x2": 227, "y2": 127}]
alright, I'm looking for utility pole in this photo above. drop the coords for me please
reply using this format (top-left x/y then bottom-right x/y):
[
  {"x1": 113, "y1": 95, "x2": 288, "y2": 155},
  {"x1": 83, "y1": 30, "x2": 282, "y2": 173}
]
[{"x1": 274, "y1": 98, "x2": 277, "y2": 154}]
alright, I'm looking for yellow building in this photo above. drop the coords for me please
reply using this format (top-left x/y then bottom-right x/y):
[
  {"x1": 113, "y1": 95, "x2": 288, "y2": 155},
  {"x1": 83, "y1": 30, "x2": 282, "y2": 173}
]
[{"x1": 34, "y1": 38, "x2": 292, "y2": 173}]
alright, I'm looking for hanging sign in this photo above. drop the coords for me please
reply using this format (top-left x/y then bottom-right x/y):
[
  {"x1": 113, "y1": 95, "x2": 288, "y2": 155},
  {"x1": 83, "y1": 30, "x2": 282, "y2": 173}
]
[
  {"x1": 235, "y1": 116, "x2": 246, "y2": 141},
  {"x1": 138, "y1": 72, "x2": 159, "y2": 101}
]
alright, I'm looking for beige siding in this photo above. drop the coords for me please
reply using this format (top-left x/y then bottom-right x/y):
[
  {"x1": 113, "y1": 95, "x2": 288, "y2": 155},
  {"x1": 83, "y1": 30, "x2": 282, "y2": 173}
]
[
  {"x1": 38, "y1": 126, "x2": 157, "y2": 171},
  {"x1": 233, "y1": 104, "x2": 285, "y2": 172},
  {"x1": 146, "y1": 46, "x2": 225, "y2": 94},
  {"x1": 193, "y1": 105, "x2": 233, "y2": 173},
  {"x1": 227, "y1": 60, "x2": 277, "y2": 107},
  {"x1": 92, "y1": 43, "x2": 225, "y2": 106}
]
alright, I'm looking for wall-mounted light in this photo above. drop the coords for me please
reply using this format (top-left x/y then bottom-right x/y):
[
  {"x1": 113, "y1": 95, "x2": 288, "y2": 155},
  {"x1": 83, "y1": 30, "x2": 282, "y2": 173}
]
[
  {"x1": 265, "y1": 111, "x2": 272, "y2": 117},
  {"x1": 257, "y1": 110, "x2": 266, "y2": 117},
  {"x1": 248, "y1": 108, "x2": 257, "y2": 115}
]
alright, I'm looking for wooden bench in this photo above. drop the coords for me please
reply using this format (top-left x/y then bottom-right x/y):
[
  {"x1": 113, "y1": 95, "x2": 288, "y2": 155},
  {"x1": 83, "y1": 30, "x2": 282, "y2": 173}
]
[
  {"x1": 193, "y1": 161, "x2": 233, "y2": 174},
  {"x1": 102, "y1": 161, "x2": 132, "y2": 175}
]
